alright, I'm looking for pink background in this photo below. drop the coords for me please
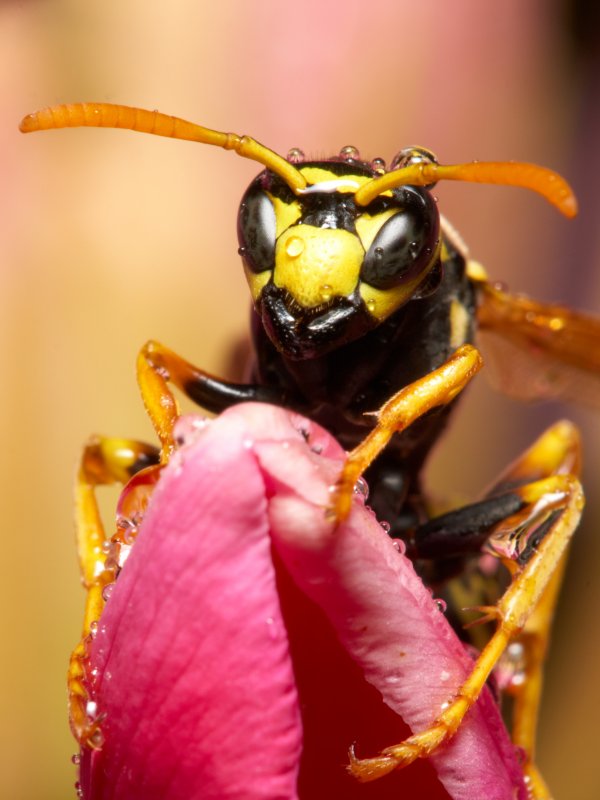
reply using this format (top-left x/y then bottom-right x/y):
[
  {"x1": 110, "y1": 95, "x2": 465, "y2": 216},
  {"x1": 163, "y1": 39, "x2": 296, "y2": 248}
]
[{"x1": 1, "y1": 2, "x2": 598, "y2": 798}]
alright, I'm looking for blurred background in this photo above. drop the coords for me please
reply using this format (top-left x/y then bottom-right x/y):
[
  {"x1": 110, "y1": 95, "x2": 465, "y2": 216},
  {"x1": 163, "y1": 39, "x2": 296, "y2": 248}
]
[{"x1": 1, "y1": 1, "x2": 599, "y2": 797}]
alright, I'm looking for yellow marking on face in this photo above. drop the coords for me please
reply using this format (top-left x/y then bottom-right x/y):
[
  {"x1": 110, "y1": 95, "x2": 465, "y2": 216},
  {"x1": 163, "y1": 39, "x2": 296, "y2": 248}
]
[
  {"x1": 299, "y1": 166, "x2": 372, "y2": 192},
  {"x1": 450, "y1": 298, "x2": 471, "y2": 348},
  {"x1": 274, "y1": 225, "x2": 364, "y2": 307},
  {"x1": 355, "y1": 209, "x2": 399, "y2": 252},
  {"x1": 243, "y1": 263, "x2": 272, "y2": 302},
  {"x1": 360, "y1": 276, "x2": 425, "y2": 322},
  {"x1": 268, "y1": 193, "x2": 302, "y2": 238}
]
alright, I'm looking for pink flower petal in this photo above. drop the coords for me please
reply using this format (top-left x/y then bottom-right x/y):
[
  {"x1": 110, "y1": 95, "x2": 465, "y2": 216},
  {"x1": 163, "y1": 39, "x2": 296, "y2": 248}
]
[
  {"x1": 81, "y1": 411, "x2": 303, "y2": 800},
  {"x1": 80, "y1": 404, "x2": 526, "y2": 800},
  {"x1": 255, "y1": 418, "x2": 526, "y2": 800}
]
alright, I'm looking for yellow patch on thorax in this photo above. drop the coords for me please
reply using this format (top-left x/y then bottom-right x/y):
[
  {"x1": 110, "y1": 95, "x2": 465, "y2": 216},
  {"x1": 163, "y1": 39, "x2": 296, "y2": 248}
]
[{"x1": 449, "y1": 298, "x2": 471, "y2": 348}]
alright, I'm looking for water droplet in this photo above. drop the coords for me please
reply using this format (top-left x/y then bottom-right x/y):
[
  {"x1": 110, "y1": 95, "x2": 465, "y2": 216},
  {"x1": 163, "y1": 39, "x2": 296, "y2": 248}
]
[
  {"x1": 497, "y1": 641, "x2": 527, "y2": 690},
  {"x1": 374, "y1": 246, "x2": 384, "y2": 259},
  {"x1": 86, "y1": 700, "x2": 99, "y2": 720},
  {"x1": 102, "y1": 583, "x2": 115, "y2": 603},
  {"x1": 408, "y1": 241, "x2": 419, "y2": 258},
  {"x1": 339, "y1": 145, "x2": 360, "y2": 162},
  {"x1": 366, "y1": 299, "x2": 376, "y2": 313},
  {"x1": 440, "y1": 670, "x2": 450, "y2": 682},
  {"x1": 390, "y1": 145, "x2": 438, "y2": 171},
  {"x1": 353, "y1": 476, "x2": 369, "y2": 500},
  {"x1": 370, "y1": 156, "x2": 386, "y2": 174},
  {"x1": 71, "y1": 753, "x2": 81, "y2": 765},
  {"x1": 287, "y1": 147, "x2": 305, "y2": 164},
  {"x1": 173, "y1": 415, "x2": 211, "y2": 448},
  {"x1": 435, "y1": 598, "x2": 447, "y2": 613},
  {"x1": 392, "y1": 539, "x2": 407, "y2": 555},
  {"x1": 103, "y1": 554, "x2": 119, "y2": 573},
  {"x1": 319, "y1": 284, "x2": 332, "y2": 302},
  {"x1": 88, "y1": 727, "x2": 105, "y2": 749},
  {"x1": 89, "y1": 621, "x2": 99, "y2": 638},
  {"x1": 380, "y1": 520, "x2": 391, "y2": 533},
  {"x1": 115, "y1": 465, "x2": 162, "y2": 532},
  {"x1": 285, "y1": 235, "x2": 304, "y2": 258}
]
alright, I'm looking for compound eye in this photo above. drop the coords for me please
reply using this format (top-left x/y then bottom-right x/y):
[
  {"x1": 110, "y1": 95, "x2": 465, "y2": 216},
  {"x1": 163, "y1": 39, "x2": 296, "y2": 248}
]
[
  {"x1": 361, "y1": 188, "x2": 440, "y2": 290},
  {"x1": 237, "y1": 184, "x2": 277, "y2": 273}
]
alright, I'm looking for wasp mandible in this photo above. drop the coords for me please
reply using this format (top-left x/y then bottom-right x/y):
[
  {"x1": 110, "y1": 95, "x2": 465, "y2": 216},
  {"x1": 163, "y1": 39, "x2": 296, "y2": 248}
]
[{"x1": 20, "y1": 102, "x2": 600, "y2": 798}]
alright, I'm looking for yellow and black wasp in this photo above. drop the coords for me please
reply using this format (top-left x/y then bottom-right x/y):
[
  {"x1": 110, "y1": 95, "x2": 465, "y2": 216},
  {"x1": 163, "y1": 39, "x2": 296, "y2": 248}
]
[{"x1": 20, "y1": 103, "x2": 600, "y2": 798}]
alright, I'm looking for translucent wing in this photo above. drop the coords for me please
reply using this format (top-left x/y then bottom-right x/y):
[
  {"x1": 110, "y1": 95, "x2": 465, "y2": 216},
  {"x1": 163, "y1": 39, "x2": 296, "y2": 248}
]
[{"x1": 476, "y1": 282, "x2": 600, "y2": 407}]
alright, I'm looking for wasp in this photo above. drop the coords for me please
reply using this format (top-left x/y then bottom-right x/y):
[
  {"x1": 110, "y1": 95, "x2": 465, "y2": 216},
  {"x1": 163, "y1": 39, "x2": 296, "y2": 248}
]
[{"x1": 20, "y1": 103, "x2": 600, "y2": 798}]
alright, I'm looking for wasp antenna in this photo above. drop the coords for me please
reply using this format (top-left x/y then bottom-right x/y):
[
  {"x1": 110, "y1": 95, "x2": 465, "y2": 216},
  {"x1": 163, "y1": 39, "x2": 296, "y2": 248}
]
[
  {"x1": 355, "y1": 160, "x2": 577, "y2": 218},
  {"x1": 19, "y1": 102, "x2": 307, "y2": 193}
]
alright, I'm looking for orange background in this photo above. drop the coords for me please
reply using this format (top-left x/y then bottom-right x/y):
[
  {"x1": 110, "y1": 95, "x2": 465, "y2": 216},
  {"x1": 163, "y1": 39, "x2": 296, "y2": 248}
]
[{"x1": 1, "y1": 2, "x2": 599, "y2": 798}]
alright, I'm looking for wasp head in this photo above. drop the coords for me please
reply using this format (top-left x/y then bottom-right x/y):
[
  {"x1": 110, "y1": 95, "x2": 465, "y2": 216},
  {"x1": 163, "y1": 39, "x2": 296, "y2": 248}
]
[{"x1": 237, "y1": 151, "x2": 442, "y2": 360}]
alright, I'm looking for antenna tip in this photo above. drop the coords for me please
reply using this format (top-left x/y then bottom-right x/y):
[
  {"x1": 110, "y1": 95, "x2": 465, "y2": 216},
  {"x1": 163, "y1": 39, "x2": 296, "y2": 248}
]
[
  {"x1": 561, "y1": 193, "x2": 578, "y2": 218},
  {"x1": 19, "y1": 113, "x2": 38, "y2": 133}
]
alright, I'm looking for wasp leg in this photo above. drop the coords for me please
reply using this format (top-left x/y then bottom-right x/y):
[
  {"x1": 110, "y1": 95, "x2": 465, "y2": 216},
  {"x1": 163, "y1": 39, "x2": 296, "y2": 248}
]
[
  {"x1": 332, "y1": 344, "x2": 484, "y2": 521},
  {"x1": 413, "y1": 421, "x2": 580, "y2": 796},
  {"x1": 488, "y1": 420, "x2": 580, "y2": 799},
  {"x1": 349, "y1": 425, "x2": 583, "y2": 796},
  {"x1": 137, "y1": 340, "x2": 288, "y2": 459},
  {"x1": 69, "y1": 436, "x2": 159, "y2": 748}
]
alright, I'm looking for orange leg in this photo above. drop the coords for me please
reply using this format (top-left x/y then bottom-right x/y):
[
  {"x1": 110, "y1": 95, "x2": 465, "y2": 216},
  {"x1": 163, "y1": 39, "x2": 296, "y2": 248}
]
[
  {"x1": 137, "y1": 340, "x2": 286, "y2": 460},
  {"x1": 332, "y1": 344, "x2": 484, "y2": 520},
  {"x1": 348, "y1": 422, "x2": 583, "y2": 800},
  {"x1": 69, "y1": 437, "x2": 160, "y2": 748}
]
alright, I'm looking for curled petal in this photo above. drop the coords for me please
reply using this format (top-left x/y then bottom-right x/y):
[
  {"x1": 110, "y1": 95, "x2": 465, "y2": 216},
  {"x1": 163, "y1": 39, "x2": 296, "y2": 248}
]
[
  {"x1": 81, "y1": 411, "x2": 303, "y2": 799},
  {"x1": 80, "y1": 404, "x2": 525, "y2": 800}
]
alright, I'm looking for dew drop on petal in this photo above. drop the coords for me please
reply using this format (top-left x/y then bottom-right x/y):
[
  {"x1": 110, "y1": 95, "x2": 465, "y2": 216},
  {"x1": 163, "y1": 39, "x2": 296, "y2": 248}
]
[
  {"x1": 392, "y1": 539, "x2": 407, "y2": 555},
  {"x1": 173, "y1": 415, "x2": 212, "y2": 448}
]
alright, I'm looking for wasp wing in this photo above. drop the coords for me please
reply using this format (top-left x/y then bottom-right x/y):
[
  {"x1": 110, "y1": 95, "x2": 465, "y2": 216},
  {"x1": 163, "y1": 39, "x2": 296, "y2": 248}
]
[{"x1": 476, "y1": 282, "x2": 600, "y2": 407}]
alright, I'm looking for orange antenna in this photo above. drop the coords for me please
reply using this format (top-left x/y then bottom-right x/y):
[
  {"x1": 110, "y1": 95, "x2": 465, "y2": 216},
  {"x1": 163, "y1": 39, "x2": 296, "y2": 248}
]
[
  {"x1": 19, "y1": 102, "x2": 308, "y2": 193},
  {"x1": 354, "y1": 160, "x2": 577, "y2": 218}
]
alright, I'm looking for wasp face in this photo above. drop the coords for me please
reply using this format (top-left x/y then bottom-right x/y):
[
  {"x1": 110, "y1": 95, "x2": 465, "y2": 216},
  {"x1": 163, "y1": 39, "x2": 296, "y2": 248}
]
[{"x1": 237, "y1": 159, "x2": 441, "y2": 360}]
